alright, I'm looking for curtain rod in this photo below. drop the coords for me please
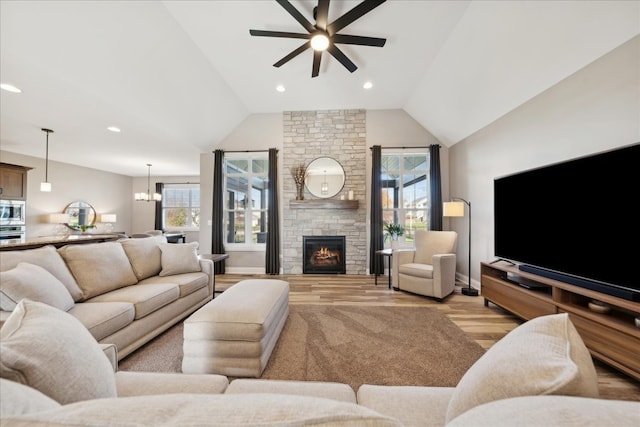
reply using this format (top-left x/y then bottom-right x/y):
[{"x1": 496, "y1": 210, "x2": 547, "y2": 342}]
[
  {"x1": 369, "y1": 145, "x2": 438, "y2": 150},
  {"x1": 218, "y1": 149, "x2": 276, "y2": 153}
]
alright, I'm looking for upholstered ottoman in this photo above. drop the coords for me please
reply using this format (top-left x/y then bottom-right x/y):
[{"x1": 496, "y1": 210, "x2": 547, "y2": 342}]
[{"x1": 181, "y1": 279, "x2": 289, "y2": 377}]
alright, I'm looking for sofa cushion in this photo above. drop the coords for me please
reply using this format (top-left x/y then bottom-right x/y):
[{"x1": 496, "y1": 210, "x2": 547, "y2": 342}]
[
  {"x1": 446, "y1": 395, "x2": 640, "y2": 427},
  {"x1": 68, "y1": 302, "x2": 135, "y2": 341},
  {"x1": 0, "y1": 245, "x2": 83, "y2": 301},
  {"x1": 87, "y1": 283, "x2": 179, "y2": 320},
  {"x1": 0, "y1": 299, "x2": 117, "y2": 405},
  {"x1": 115, "y1": 371, "x2": 229, "y2": 396},
  {"x1": 357, "y1": 384, "x2": 455, "y2": 427},
  {"x1": 3, "y1": 393, "x2": 403, "y2": 426},
  {"x1": 413, "y1": 231, "x2": 457, "y2": 265},
  {"x1": 398, "y1": 263, "x2": 434, "y2": 279},
  {"x1": 138, "y1": 272, "x2": 208, "y2": 297},
  {"x1": 445, "y1": 313, "x2": 599, "y2": 423},
  {"x1": 58, "y1": 242, "x2": 138, "y2": 300},
  {"x1": 0, "y1": 262, "x2": 75, "y2": 312},
  {"x1": 227, "y1": 379, "x2": 357, "y2": 403},
  {"x1": 0, "y1": 378, "x2": 60, "y2": 418},
  {"x1": 158, "y1": 242, "x2": 201, "y2": 276},
  {"x1": 120, "y1": 236, "x2": 165, "y2": 280}
]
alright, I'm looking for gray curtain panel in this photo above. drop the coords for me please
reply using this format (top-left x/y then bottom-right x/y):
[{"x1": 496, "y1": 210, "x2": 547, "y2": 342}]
[
  {"x1": 154, "y1": 182, "x2": 164, "y2": 231},
  {"x1": 211, "y1": 149, "x2": 226, "y2": 274},
  {"x1": 265, "y1": 148, "x2": 280, "y2": 274},
  {"x1": 369, "y1": 145, "x2": 384, "y2": 275},
  {"x1": 429, "y1": 144, "x2": 443, "y2": 231}
]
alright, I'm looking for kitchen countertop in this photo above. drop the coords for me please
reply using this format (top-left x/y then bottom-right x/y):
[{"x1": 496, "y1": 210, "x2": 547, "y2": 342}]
[{"x1": 0, "y1": 234, "x2": 120, "y2": 251}]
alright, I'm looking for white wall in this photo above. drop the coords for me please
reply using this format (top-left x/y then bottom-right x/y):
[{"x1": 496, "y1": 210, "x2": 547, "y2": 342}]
[
  {"x1": 447, "y1": 35, "x2": 640, "y2": 289},
  {"x1": 0, "y1": 150, "x2": 132, "y2": 238}
]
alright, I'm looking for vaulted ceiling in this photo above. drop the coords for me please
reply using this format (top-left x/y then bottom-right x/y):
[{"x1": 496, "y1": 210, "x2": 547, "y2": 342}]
[{"x1": 1, "y1": 1, "x2": 638, "y2": 176}]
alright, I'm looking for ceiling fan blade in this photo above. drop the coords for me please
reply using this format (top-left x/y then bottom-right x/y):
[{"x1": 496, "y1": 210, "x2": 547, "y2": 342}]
[
  {"x1": 327, "y1": 44, "x2": 357, "y2": 73},
  {"x1": 312, "y1": 50, "x2": 322, "y2": 77},
  {"x1": 276, "y1": 0, "x2": 316, "y2": 33},
  {"x1": 327, "y1": 0, "x2": 386, "y2": 35},
  {"x1": 315, "y1": 0, "x2": 330, "y2": 30},
  {"x1": 273, "y1": 41, "x2": 311, "y2": 67},
  {"x1": 331, "y1": 34, "x2": 386, "y2": 47},
  {"x1": 250, "y1": 29, "x2": 310, "y2": 40}
]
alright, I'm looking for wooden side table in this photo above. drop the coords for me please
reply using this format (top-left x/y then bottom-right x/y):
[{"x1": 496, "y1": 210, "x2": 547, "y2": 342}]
[
  {"x1": 374, "y1": 249, "x2": 393, "y2": 289},
  {"x1": 198, "y1": 253, "x2": 229, "y2": 297}
]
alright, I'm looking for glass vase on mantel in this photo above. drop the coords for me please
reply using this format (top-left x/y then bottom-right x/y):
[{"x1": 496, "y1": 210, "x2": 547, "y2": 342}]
[{"x1": 296, "y1": 183, "x2": 304, "y2": 200}]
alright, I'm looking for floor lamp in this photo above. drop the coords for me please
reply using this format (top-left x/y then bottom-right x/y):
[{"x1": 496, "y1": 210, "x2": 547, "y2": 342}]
[{"x1": 443, "y1": 198, "x2": 478, "y2": 296}]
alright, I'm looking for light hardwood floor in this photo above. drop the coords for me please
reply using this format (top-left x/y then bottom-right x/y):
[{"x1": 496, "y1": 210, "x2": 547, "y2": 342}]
[{"x1": 215, "y1": 273, "x2": 640, "y2": 401}]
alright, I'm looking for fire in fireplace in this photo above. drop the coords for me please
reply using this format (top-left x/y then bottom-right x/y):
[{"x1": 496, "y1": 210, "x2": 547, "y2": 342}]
[{"x1": 303, "y1": 236, "x2": 346, "y2": 274}]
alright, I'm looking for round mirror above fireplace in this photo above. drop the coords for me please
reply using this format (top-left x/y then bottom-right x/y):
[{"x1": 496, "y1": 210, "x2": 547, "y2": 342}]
[{"x1": 305, "y1": 157, "x2": 345, "y2": 199}]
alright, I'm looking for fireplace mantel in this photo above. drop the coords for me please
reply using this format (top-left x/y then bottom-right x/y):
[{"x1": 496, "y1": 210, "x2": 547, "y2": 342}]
[{"x1": 289, "y1": 199, "x2": 358, "y2": 209}]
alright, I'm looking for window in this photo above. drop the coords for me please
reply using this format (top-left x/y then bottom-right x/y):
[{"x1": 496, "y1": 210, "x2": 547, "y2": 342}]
[
  {"x1": 381, "y1": 152, "x2": 430, "y2": 245},
  {"x1": 224, "y1": 154, "x2": 269, "y2": 247},
  {"x1": 162, "y1": 184, "x2": 200, "y2": 230}
]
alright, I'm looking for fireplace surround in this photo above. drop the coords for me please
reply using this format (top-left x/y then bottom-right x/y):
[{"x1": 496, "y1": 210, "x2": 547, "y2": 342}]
[{"x1": 303, "y1": 236, "x2": 346, "y2": 274}]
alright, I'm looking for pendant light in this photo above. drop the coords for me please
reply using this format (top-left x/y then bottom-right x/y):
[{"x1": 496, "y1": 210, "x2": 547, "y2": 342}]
[
  {"x1": 40, "y1": 128, "x2": 54, "y2": 192},
  {"x1": 135, "y1": 163, "x2": 161, "y2": 202}
]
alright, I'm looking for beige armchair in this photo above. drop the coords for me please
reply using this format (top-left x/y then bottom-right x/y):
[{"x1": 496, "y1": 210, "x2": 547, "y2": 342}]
[{"x1": 392, "y1": 230, "x2": 458, "y2": 302}]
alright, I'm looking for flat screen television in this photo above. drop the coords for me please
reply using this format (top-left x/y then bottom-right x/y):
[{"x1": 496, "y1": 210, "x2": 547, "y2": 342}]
[{"x1": 494, "y1": 143, "x2": 640, "y2": 302}]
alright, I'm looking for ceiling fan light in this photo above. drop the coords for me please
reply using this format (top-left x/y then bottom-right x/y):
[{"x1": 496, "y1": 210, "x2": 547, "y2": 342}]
[{"x1": 310, "y1": 33, "x2": 329, "y2": 51}]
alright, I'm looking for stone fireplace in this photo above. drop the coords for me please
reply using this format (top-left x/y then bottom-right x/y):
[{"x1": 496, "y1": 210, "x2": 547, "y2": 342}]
[
  {"x1": 303, "y1": 236, "x2": 346, "y2": 274},
  {"x1": 282, "y1": 109, "x2": 367, "y2": 274}
]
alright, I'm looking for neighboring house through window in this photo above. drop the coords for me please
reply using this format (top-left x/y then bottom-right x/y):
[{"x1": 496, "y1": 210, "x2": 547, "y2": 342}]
[
  {"x1": 162, "y1": 183, "x2": 200, "y2": 230},
  {"x1": 381, "y1": 151, "x2": 430, "y2": 245},
  {"x1": 224, "y1": 154, "x2": 269, "y2": 247}
]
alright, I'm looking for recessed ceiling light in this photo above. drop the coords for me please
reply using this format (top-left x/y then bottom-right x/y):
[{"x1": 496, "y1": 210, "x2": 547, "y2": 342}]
[
  {"x1": 0, "y1": 83, "x2": 22, "y2": 93},
  {"x1": 363, "y1": 81, "x2": 373, "y2": 90},
  {"x1": 276, "y1": 85, "x2": 286, "y2": 93},
  {"x1": 107, "y1": 126, "x2": 121, "y2": 133}
]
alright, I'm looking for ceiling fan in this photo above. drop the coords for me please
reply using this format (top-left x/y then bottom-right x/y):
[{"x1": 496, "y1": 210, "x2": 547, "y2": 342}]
[{"x1": 249, "y1": 0, "x2": 387, "y2": 77}]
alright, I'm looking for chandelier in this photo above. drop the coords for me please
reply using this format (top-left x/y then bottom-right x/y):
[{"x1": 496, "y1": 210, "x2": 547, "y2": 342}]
[{"x1": 135, "y1": 164, "x2": 161, "y2": 202}]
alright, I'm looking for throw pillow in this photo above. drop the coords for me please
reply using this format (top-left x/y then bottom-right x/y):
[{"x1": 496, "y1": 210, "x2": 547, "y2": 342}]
[
  {"x1": 0, "y1": 245, "x2": 83, "y2": 301},
  {"x1": 445, "y1": 313, "x2": 599, "y2": 423},
  {"x1": 120, "y1": 237, "x2": 163, "y2": 280},
  {"x1": 58, "y1": 242, "x2": 138, "y2": 300},
  {"x1": 0, "y1": 378, "x2": 60, "y2": 418},
  {"x1": 0, "y1": 299, "x2": 117, "y2": 404},
  {"x1": 159, "y1": 242, "x2": 201, "y2": 276},
  {"x1": 0, "y1": 262, "x2": 75, "y2": 312}
]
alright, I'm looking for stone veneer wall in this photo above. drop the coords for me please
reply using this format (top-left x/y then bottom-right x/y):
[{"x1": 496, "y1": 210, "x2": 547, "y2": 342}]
[{"x1": 282, "y1": 110, "x2": 367, "y2": 274}]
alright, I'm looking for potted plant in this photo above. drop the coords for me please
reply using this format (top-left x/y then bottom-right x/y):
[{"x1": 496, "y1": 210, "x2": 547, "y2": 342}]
[
  {"x1": 384, "y1": 222, "x2": 405, "y2": 249},
  {"x1": 77, "y1": 224, "x2": 96, "y2": 234}
]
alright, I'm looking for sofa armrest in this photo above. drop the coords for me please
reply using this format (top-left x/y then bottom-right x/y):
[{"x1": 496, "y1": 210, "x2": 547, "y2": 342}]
[
  {"x1": 198, "y1": 258, "x2": 214, "y2": 295},
  {"x1": 114, "y1": 371, "x2": 228, "y2": 396},
  {"x1": 100, "y1": 343, "x2": 118, "y2": 372},
  {"x1": 431, "y1": 253, "x2": 457, "y2": 297}
]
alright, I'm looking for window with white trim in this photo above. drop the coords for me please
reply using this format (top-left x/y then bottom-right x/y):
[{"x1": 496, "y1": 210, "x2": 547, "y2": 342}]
[
  {"x1": 381, "y1": 151, "x2": 430, "y2": 245},
  {"x1": 162, "y1": 183, "x2": 200, "y2": 230},
  {"x1": 224, "y1": 154, "x2": 269, "y2": 247}
]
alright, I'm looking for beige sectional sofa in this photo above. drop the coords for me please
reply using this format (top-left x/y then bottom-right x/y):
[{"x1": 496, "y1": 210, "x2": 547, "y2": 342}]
[
  {"x1": 1, "y1": 299, "x2": 638, "y2": 426},
  {"x1": 0, "y1": 237, "x2": 213, "y2": 360}
]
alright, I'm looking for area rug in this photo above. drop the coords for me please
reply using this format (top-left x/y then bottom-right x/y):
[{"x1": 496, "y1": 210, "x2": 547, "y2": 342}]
[{"x1": 119, "y1": 304, "x2": 486, "y2": 390}]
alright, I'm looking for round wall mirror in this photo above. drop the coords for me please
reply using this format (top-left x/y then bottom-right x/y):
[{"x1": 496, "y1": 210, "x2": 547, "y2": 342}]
[
  {"x1": 305, "y1": 157, "x2": 345, "y2": 199},
  {"x1": 64, "y1": 201, "x2": 96, "y2": 231}
]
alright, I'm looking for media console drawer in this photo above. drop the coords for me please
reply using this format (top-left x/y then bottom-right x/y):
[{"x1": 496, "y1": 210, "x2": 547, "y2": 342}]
[
  {"x1": 566, "y1": 312, "x2": 640, "y2": 379},
  {"x1": 482, "y1": 276, "x2": 556, "y2": 319}
]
